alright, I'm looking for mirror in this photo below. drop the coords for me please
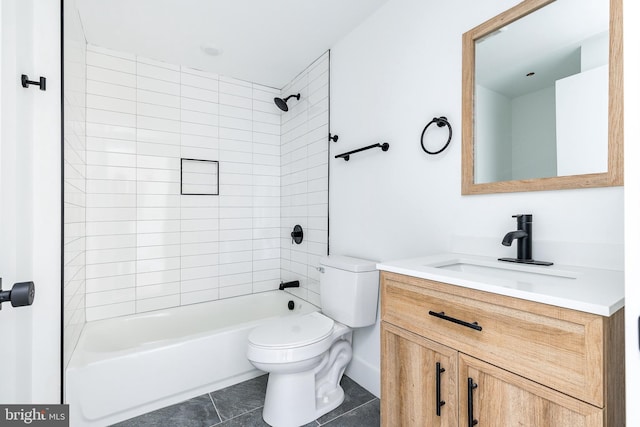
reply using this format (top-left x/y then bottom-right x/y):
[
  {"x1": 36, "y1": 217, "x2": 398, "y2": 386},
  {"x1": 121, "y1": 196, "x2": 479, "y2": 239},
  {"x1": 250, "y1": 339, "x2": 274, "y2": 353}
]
[{"x1": 462, "y1": 0, "x2": 623, "y2": 194}]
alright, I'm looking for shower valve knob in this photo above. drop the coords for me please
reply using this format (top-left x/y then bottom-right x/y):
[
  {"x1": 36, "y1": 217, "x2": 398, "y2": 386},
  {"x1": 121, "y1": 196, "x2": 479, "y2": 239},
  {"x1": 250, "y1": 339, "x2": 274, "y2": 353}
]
[
  {"x1": 0, "y1": 278, "x2": 35, "y2": 309},
  {"x1": 291, "y1": 225, "x2": 303, "y2": 244}
]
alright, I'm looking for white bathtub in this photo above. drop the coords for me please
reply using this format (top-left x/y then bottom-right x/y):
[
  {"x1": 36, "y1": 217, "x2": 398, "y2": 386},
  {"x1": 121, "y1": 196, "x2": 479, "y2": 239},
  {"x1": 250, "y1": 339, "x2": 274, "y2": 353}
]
[{"x1": 66, "y1": 291, "x2": 318, "y2": 427}]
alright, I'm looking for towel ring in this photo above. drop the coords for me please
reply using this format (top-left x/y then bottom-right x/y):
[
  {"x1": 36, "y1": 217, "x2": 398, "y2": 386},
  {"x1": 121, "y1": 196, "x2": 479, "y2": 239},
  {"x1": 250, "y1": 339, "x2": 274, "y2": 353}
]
[{"x1": 420, "y1": 116, "x2": 452, "y2": 155}]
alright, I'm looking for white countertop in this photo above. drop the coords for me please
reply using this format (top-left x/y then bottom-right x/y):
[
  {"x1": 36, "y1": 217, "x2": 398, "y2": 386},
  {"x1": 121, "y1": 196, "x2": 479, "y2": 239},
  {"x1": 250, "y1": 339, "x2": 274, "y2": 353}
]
[{"x1": 376, "y1": 253, "x2": 624, "y2": 316}]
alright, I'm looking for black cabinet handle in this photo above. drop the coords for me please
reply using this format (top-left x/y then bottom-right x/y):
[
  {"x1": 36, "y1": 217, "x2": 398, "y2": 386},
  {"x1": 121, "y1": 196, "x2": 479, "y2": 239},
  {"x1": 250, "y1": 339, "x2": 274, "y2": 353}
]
[
  {"x1": 435, "y1": 362, "x2": 446, "y2": 416},
  {"x1": 468, "y1": 377, "x2": 478, "y2": 426},
  {"x1": 429, "y1": 311, "x2": 482, "y2": 331}
]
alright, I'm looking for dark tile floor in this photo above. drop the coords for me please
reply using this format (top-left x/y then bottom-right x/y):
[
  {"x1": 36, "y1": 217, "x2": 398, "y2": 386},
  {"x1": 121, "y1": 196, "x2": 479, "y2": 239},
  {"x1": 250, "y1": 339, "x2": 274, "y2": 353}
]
[{"x1": 112, "y1": 375, "x2": 380, "y2": 427}]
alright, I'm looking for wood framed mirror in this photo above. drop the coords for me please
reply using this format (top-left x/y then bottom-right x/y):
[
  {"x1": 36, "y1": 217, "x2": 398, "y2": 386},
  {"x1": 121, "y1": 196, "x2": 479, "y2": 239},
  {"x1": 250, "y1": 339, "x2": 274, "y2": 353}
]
[{"x1": 462, "y1": 0, "x2": 622, "y2": 195}]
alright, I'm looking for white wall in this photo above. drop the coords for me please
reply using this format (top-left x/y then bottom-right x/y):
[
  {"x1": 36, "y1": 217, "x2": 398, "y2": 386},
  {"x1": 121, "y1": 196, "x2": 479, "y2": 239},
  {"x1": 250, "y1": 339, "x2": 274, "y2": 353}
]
[
  {"x1": 83, "y1": 45, "x2": 282, "y2": 321},
  {"x1": 511, "y1": 86, "x2": 557, "y2": 180},
  {"x1": 624, "y1": 0, "x2": 640, "y2": 425},
  {"x1": 475, "y1": 85, "x2": 512, "y2": 183},
  {"x1": 280, "y1": 52, "x2": 329, "y2": 307},
  {"x1": 331, "y1": 0, "x2": 623, "y2": 396}
]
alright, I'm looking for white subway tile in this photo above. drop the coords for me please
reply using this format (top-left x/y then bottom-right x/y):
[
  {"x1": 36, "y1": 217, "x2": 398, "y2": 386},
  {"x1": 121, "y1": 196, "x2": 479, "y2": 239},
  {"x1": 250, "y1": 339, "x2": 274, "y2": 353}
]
[
  {"x1": 137, "y1": 257, "x2": 181, "y2": 273},
  {"x1": 137, "y1": 115, "x2": 180, "y2": 133},
  {"x1": 137, "y1": 168, "x2": 180, "y2": 183},
  {"x1": 85, "y1": 220, "x2": 136, "y2": 236},
  {"x1": 219, "y1": 284, "x2": 252, "y2": 299},
  {"x1": 87, "y1": 65, "x2": 136, "y2": 87},
  {"x1": 181, "y1": 265, "x2": 218, "y2": 281},
  {"x1": 181, "y1": 230, "x2": 219, "y2": 244},
  {"x1": 182, "y1": 254, "x2": 218, "y2": 268},
  {"x1": 219, "y1": 229, "x2": 252, "y2": 241},
  {"x1": 219, "y1": 272, "x2": 252, "y2": 287},
  {"x1": 86, "y1": 288, "x2": 135, "y2": 307},
  {"x1": 86, "y1": 274, "x2": 135, "y2": 293},
  {"x1": 254, "y1": 258, "x2": 279, "y2": 271},
  {"x1": 181, "y1": 97, "x2": 219, "y2": 114},
  {"x1": 137, "y1": 76, "x2": 180, "y2": 95},
  {"x1": 137, "y1": 62, "x2": 180, "y2": 83},
  {"x1": 86, "y1": 151, "x2": 135, "y2": 167},
  {"x1": 87, "y1": 165, "x2": 136, "y2": 181},
  {"x1": 87, "y1": 51, "x2": 136, "y2": 73},
  {"x1": 219, "y1": 93, "x2": 252, "y2": 109},
  {"x1": 181, "y1": 277, "x2": 218, "y2": 293},
  {"x1": 219, "y1": 240, "x2": 252, "y2": 252},
  {"x1": 219, "y1": 251, "x2": 252, "y2": 264},
  {"x1": 136, "y1": 282, "x2": 180, "y2": 299},
  {"x1": 181, "y1": 289, "x2": 219, "y2": 304},
  {"x1": 87, "y1": 137, "x2": 136, "y2": 154},
  {"x1": 137, "y1": 129, "x2": 180, "y2": 145},
  {"x1": 181, "y1": 242, "x2": 219, "y2": 256},
  {"x1": 137, "y1": 219, "x2": 181, "y2": 233},
  {"x1": 86, "y1": 301, "x2": 135, "y2": 321},
  {"x1": 137, "y1": 207, "x2": 180, "y2": 221},
  {"x1": 219, "y1": 104, "x2": 252, "y2": 120},
  {"x1": 86, "y1": 179, "x2": 136, "y2": 194},
  {"x1": 181, "y1": 85, "x2": 219, "y2": 103},
  {"x1": 86, "y1": 260, "x2": 136, "y2": 279},
  {"x1": 87, "y1": 123, "x2": 136, "y2": 141},
  {"x1": 181, "y1": 72, "x2": 218, "y2": 91},
  {"x1": 86, "y1": 207, "x2": 136, "y2": 222},
  {"x1": 181, "y1": 134, "x2": 218, "y2": 149},
  {"x1": 181, "y1": 122, "x2": 218, "y2": 137},
  {"x1": 137, "y1": 232, "x2": 181, "y2": 247},
  {"x1": 137, "y1": 102, "x2": 180, "y2": 120},
  {"x1": 86, "y1": 234, "x2": 136, "y2": 250},
  {"x1": 182, "y1": 109, "x2": 219, "y2": 126},
  {"x1": 137, "y1": 89, "x2": 180, "y2": 108},
  {"x1": 181, "y1": 219, "x2": 219, "y2": 232},
  {"x1": 137, "y1": 155, "x2": 179, "y2": 170},
  {"x1": 87, "y1": 94, "x2": 136, "y2": 114},
  {"x1": 137, "y1": 245, "x2": 180, "y2": 260},
  {"x1": 137, "y1": 294, "x2": 180, "y2": 313},
  {"x1": 137, "y1": 269, "x2": 181, "y2": 286},
  {"x1": 137, "y1": 141, "x2": 180, "y2": 158},
  {"x1": 87, "y1": 80, "x2": 136, "y2": 101},
  {"x1": 220, "y1": 218, "x2": 252, "y2": 230}
]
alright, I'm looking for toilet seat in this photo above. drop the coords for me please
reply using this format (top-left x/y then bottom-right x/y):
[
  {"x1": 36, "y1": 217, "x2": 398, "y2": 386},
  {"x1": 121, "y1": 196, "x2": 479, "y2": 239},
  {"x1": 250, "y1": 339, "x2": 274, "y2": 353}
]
[{"x1": 248, "y1": 312, "x2": 335, "y2": 349}]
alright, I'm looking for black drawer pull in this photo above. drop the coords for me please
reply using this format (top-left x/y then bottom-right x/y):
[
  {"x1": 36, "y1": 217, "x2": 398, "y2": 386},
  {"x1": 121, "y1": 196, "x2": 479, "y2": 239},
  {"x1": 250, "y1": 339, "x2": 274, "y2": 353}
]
[
  {"x1": 468, "y1": 377, "x2": 478, "y2": 426},
  {"x1": 428, "y1": 311, "x2": 483, "y2": 331},
  {"x1": 435, "y1": 362, "x2": 446, "y2": 416}
]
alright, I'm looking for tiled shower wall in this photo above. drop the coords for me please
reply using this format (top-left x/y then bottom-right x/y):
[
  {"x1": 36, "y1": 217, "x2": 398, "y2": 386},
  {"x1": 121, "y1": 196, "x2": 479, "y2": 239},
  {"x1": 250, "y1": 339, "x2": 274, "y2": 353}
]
[
  {"x1": 280, "y1": 52, "x2": 330, "y2": 307},
  {"x1": 63, "y1": 0, "x2": 87, "y2": 367},
  {"x1": 84, "y1": 45, "x2": 282, "y2": 321}
]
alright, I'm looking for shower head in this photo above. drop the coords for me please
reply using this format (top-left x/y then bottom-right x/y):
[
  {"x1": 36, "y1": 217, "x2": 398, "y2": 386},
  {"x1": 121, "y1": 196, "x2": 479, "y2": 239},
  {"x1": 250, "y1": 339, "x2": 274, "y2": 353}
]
[{"x1": 274, "y1": 93, "x2": 300, "y2": 112}]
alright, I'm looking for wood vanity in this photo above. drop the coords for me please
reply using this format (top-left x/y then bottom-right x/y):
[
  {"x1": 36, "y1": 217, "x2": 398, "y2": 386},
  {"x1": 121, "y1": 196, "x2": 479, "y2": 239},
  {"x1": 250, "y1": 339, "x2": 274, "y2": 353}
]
[{"x1": 379, "y1": 269, "x2": 625, "y2": 426}]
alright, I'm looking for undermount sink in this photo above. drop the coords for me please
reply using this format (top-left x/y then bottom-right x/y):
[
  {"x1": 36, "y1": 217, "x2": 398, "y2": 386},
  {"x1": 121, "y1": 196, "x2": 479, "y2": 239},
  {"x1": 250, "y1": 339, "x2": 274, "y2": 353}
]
[{"x1": 432, "y1": 260, "x2": 577, "y2": 281}]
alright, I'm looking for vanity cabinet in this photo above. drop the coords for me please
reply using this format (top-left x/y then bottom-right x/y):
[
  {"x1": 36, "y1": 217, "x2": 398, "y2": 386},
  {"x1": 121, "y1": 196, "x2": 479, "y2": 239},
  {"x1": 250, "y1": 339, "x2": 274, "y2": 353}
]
[{"x1": 380, "y1": 271, "x2": 625, "y2": 427}]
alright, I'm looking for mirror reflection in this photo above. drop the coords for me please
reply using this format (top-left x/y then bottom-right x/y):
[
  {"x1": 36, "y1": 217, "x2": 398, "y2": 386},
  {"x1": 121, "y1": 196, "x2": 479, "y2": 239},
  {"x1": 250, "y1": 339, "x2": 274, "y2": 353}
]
[{"x1": 474, "y1": 0, "x2": 609, "y2": 184}]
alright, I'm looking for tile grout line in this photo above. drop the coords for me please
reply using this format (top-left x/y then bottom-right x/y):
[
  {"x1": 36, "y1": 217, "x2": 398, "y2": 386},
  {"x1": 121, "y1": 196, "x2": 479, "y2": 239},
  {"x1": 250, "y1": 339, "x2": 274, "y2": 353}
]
[
  {"x1": 316, "y1": 397, "x2": 379, "y2": 426},
  {"x1": 207, "y1": 393, "x2": 223, "y2": 425}
]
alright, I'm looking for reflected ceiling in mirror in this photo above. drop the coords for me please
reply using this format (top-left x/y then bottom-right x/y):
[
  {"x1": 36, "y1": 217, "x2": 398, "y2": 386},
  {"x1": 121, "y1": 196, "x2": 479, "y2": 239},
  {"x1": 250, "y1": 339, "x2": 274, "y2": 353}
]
[{"x1": 461, "y1": 0, "x2": 623, "y2": 194}]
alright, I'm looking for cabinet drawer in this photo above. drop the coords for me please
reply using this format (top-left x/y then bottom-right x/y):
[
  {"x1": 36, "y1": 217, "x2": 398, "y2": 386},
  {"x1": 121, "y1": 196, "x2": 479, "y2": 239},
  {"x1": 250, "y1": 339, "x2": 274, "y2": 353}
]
[{"x1": 380, "y1": 272, "x2": 607, "y2": 407}]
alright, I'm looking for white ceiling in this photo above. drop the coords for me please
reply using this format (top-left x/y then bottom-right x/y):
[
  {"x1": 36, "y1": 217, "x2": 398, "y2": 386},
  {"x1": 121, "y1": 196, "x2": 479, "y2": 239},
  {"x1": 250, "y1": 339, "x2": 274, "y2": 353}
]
[
  {"x1": 476, "y1": 0, "x2": 609, "y2": 98},
  {"x1": 77, "y1": 0, "x2": 389, "y2": 89}
]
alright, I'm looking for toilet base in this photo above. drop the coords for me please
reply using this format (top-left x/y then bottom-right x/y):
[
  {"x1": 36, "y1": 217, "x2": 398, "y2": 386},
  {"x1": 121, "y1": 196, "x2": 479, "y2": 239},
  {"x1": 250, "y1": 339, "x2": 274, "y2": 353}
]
[{"x1": 261, "y1": 338, "x2": 352, "y2": 427}]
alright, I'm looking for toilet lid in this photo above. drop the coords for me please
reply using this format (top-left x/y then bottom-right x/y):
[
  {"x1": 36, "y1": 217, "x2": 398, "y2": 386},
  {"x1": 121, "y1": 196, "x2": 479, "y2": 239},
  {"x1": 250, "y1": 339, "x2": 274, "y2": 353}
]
[{"x1": 248, "y1": 312, "x2": 335, "y2": 349}]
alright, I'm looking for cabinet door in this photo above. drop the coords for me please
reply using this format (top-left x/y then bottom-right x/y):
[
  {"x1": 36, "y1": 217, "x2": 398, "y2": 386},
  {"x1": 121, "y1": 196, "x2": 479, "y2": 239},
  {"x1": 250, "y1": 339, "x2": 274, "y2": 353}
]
[
  {"x1": 459, "y1": 354, "x2": 603, "y2": 427},
  {"x1": 381, "y1": 322, "x2": 457, "y2": 427}
]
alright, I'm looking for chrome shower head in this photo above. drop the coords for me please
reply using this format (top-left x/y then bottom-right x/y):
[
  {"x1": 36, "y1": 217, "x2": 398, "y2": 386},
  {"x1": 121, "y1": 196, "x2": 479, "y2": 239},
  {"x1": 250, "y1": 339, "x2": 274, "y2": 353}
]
[{"x1": 274, "y1": 93, "x2": 300, "y2": 112}]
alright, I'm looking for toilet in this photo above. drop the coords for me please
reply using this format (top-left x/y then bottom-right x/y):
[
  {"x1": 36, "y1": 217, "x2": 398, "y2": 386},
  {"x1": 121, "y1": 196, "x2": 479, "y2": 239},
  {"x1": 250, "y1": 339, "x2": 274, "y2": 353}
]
[{"x1": 246, "y1": 255, "x2": 379, "y2": 427}]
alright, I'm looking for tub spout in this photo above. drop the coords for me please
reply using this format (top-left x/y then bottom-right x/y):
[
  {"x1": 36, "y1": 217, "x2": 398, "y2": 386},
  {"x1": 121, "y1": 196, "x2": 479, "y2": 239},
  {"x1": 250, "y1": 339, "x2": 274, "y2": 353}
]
[{"x1": 279, "y1": 280, "x2": 300, "y2": 290}]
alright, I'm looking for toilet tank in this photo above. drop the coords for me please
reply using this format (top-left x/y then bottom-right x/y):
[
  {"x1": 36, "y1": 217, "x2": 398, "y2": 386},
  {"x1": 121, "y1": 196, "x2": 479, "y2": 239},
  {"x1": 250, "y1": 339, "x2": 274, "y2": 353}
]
[{"x1": 319, "y1": 255, "x2": 379, "y2": 328}]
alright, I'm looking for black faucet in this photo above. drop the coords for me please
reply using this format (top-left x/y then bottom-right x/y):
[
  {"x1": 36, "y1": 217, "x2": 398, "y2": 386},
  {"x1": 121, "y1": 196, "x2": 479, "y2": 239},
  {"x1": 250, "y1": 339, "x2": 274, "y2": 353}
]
[
  {"x1": 279, "y1": 280, "x2": 300, "y2": 290},
  {"x1": 498, "y1": 214, "x2": 553, "y2": 266}
]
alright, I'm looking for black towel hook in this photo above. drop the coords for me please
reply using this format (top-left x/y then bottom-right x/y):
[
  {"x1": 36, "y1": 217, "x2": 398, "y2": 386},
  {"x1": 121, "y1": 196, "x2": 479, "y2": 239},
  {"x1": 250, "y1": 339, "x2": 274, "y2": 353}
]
[{"x1": 420, "y1": 116, "x2": 452, "y2": 155}]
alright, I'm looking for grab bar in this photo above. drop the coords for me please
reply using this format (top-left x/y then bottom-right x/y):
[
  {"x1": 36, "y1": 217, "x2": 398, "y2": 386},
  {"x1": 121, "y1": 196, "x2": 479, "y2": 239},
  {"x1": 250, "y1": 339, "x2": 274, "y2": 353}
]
[{"x1": 335, "y1": 142, "x2": 389, "y2": 161}]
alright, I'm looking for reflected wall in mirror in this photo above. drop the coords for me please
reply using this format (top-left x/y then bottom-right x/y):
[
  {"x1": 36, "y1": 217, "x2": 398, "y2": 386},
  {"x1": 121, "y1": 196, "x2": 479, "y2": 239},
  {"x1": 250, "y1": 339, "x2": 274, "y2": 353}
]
[{"x1": 462, "y1": 0, "x2": 623, "y2": 194}]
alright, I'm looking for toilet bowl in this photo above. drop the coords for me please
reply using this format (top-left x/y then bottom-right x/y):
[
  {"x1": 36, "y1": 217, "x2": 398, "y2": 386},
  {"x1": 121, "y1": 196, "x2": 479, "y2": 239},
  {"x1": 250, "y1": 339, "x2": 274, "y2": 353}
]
[
  {"x1": 246, "y1": 255, "x2": 379, "y2": 427},
  {"x1": 247, "y1": 312, "x2": 353, "y2": 426}
]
